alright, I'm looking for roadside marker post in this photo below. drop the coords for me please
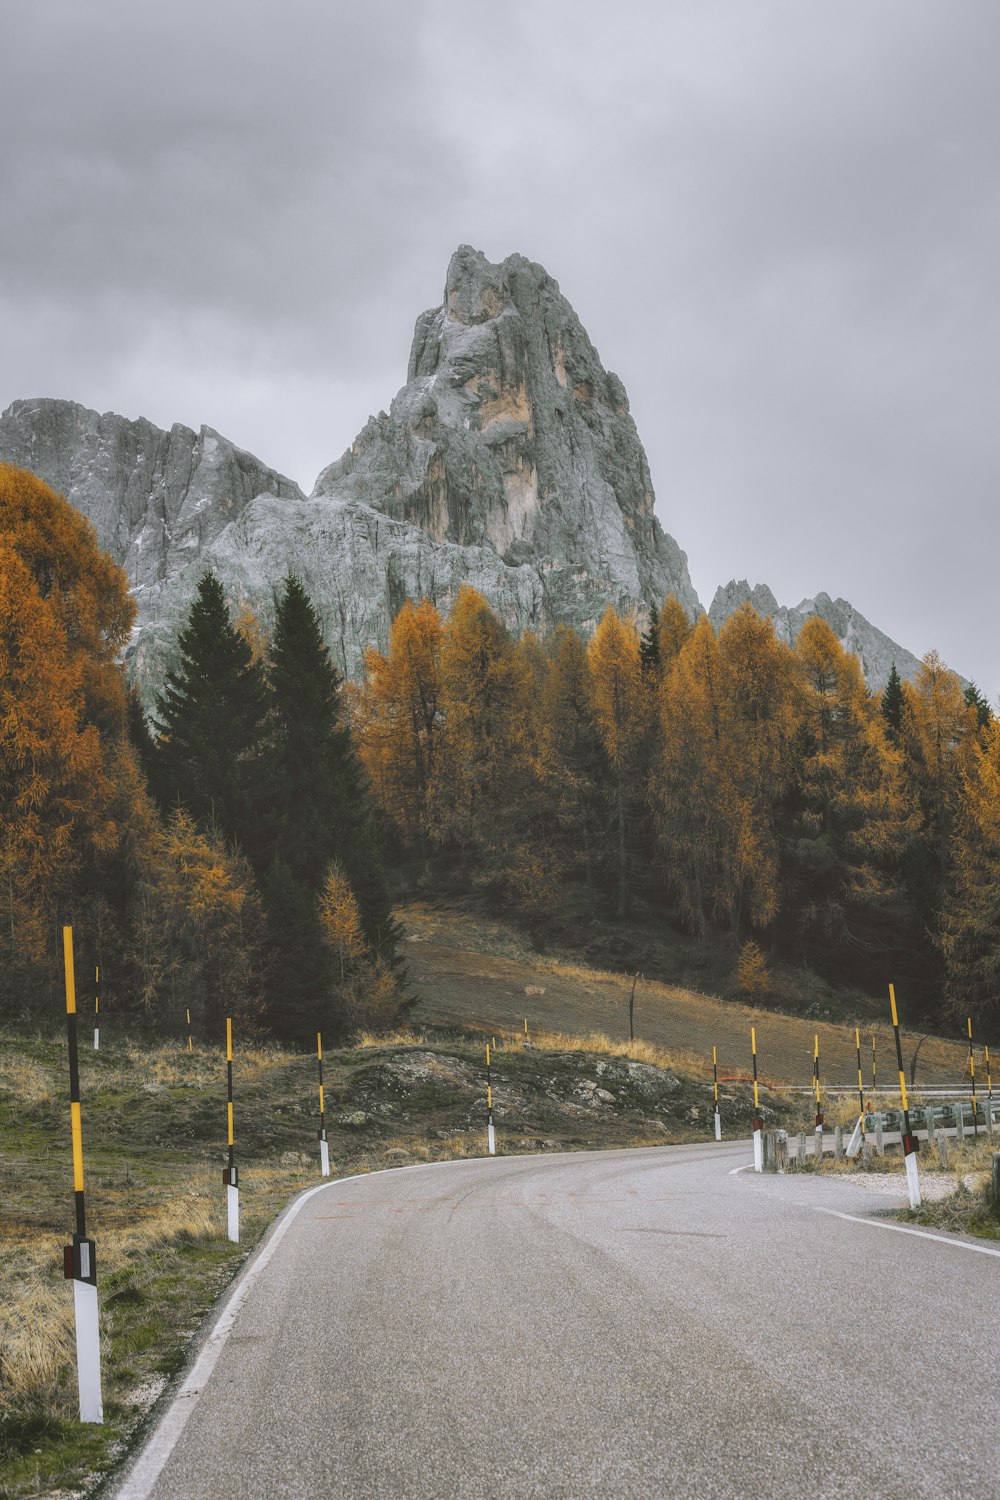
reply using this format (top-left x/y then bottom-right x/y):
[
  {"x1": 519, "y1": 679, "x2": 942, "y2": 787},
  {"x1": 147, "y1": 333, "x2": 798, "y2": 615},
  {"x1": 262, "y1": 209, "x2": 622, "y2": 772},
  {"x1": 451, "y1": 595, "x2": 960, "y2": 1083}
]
[
  {"x1": 968, "y1": 1018, "x2": 979, "y2": 1138},
  {"x1": 847, "y1": 1025, "x2": 866, "y2": 1157},
  {"x1": 186, "y1": 1008, "x2": 192, "y2": 1053},
  {"x1": 486, "y1": 1042, "x2": 496, "y2": 1155},
  {"x1": 223, "y1": 1018, "x2": 239, "y2": 1242},
  {"x1": 751, "y1": 1027, "x2": 763, "y2": 1172},
  {"x1": 317, "y1": 1032, "x2": 330, "y2": 1177},
  {"x1": 871, "y1": 1034, "x2": 877, "y2": 1094},
  {"x1": 523, "y1": 1017, "x2": 529, "y2": 1044},
  {"x1": 61, "y1": 927, "x2": 104, "y2": 1424},
  {"x1": 986, "y1": 1045, "x2": 994, "y2": 1138},
  {"x1": 712, "y1": 1046, "x2": 721, "y2": 1140},
  {"x1": 93, "y1": 964, "x2": 100, "y2": 1051},
  {"x1": 889, "y1": 984, "x2": 921, "y2": 1208},
  {"x1": 813, "y1": 1033, "x2": 824, "y2": 1144}
]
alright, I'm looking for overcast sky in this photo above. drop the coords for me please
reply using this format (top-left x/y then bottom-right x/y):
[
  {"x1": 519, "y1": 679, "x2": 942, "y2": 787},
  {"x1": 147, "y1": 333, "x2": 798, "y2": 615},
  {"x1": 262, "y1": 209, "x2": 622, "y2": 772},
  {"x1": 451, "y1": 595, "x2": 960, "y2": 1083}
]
[{"x1": 2, "y1": 2, "x2": 997, "y2": 694}]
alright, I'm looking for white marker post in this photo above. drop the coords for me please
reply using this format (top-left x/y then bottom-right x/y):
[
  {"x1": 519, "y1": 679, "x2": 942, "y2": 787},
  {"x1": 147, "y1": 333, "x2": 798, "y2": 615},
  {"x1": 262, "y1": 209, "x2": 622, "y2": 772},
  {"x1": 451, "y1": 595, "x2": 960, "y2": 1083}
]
[
  {"x1": 223, "y1": 1017, "x2": 239, "y2": 1242},
  {"x1": 712, "y1": 1046, "x2": 722, "y2": 1140},
  {"x1": 889, "y1": 984, "x2": 921, "y2": 1209},
  {"x1": 93, "y1": 963, "x2": 100, "y2": 1050},
  {"x1": 62, "y1": 927, "x2": 104, "y2": 1423},
  {"x1": 751, "y1": 1026, "x2": 763, "y2": 1172},
  {"x1": 317, "y1": 1031, "x2": 330, "y2": 1177},
  {"x1": 813, "y1": 1033, "x2": 824, "y2": 1150},
  {"x1": 486, "y1": 1042, "x2": 496, "y2": 1155}
]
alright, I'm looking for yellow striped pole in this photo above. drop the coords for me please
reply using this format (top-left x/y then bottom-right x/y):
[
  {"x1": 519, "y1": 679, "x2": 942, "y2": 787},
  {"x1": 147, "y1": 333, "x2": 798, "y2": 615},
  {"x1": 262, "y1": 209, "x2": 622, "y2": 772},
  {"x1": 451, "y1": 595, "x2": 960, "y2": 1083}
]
[
  {"x1": 317, "y1": 1032, "x2": 330, "y2": 1176},
  {"x1": 523, "y1": 1017, "x2": 529, "y2": 1043},
  {"x1": 61, "y1": 927, "x2": 103, "y2": 1423},
  {"x1": 856, "y1": 1027, "x2": 866, "y2": 1139},
  {"x1": 967, "y1": 1018, "x2": 978, "y2": 1138},
  {"x1": 712, "y1": 1046, "x2": 721, "y2": 1140},
  {"x1": 93, "y1": 964, "x2": 100, "y2": 1051},
  {"x1": 223, "y1": 1017, "x2": 239, "y2": 1241},
  {"x1": 186, "y1": 1007, "x2": 193, "y2": 1053},
  {"x1": 751, "y1": 1026, "x2": 763, "y2": 1172},
  {"x1": 889, "y1": 984, "x2": 921, "y2": 1207},
  {"x1": 813, "y1": 1033, "x2": 824, "y2": 1136},
  {"x1": 486, "y1": 1042, "x2": 496, "y2": 1155},
  {"x1": 871, "y1": 1033, "x2": 877, "y2": 1094}
]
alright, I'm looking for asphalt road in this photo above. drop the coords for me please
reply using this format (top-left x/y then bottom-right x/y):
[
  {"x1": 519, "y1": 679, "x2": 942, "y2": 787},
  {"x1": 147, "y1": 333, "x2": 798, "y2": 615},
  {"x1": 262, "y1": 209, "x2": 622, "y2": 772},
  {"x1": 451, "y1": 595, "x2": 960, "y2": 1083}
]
[{"x1": 118, "y1": 1142, "x2": 999, "y2": 1500}]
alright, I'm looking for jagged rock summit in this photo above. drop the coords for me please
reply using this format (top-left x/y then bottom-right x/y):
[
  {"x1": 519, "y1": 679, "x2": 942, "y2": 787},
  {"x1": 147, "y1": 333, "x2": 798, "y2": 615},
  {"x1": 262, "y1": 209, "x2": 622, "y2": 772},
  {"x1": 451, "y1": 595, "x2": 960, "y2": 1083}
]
[
  {"x1": 313, "y1": 245, "x2": 698, "y2": 617},
  {"x1": 0, "y1": 247, "x2": 698, "y2": 687},
  {"x1": 708, "y1": 581, "x2": 925, "y2": 692}
]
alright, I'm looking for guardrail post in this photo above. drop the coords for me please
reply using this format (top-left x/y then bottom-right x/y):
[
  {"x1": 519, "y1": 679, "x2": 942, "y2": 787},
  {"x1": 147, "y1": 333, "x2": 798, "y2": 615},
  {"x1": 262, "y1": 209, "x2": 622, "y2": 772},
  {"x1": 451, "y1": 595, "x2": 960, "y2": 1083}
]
[
  {"x1": 955, "y1": 1102, "x2": 965, "y2": 1143},
  {"x1": 834, "y1": 1126, "x2": 843, "y2": 1159},
  {"x1": 925, "y1": 1105, "x2": 936, "y2": 1147},
  {"x1": 938, "y1": 1131, "x2": 950, "y2": 1168},
  {"x1": 874, "y1": 1118, "x2": 884, "y2": 1156},
  {"x1": 763, "y1": 1131, "x2": 776, "y2": 1171},
  {"x1": 797, "y1": 1131, "x2": 807, "y2": 1167}
]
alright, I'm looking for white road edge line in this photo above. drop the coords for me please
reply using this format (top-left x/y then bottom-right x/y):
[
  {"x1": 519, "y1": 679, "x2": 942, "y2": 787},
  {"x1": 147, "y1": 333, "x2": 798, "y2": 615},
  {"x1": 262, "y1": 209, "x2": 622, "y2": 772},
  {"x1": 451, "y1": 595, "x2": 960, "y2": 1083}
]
[
  {"x1": 814, "y1": 1207, "x2": 1000, "y2": 1258},
  {"x1": 728, "y1": 1163, "x2": 754, "y2": 1175},
  {"x1": 114, "y1": 1156, "x2": 484, "y2": 1500}
]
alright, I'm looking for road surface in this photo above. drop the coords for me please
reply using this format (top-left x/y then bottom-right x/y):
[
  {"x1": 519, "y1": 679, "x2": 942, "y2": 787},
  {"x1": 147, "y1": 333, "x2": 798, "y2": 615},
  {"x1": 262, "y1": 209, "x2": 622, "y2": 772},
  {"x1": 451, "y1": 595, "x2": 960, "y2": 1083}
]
[{"x1": 118, "y1": 1141, "x2": 999, "y2": 1500}]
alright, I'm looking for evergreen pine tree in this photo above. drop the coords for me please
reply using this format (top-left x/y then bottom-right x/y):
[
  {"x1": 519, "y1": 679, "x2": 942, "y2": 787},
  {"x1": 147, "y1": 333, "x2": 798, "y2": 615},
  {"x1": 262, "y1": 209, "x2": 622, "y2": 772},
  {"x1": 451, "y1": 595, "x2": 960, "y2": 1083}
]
[
  {"x1": 152, "y1": 573, "x2": 266, "y2": 842},
  {"x1": 639, "y1": 618, "x2": 661, "y2": 675},
  {"x1": 963, "y1": 681, "x2": 993, "y2": 731},
  {"x1": 882, "y1": 663, "x2": 904, "y2": 735},
  {"x1": 259, "y1": 576, "x2": 394, "y2": 1033}
]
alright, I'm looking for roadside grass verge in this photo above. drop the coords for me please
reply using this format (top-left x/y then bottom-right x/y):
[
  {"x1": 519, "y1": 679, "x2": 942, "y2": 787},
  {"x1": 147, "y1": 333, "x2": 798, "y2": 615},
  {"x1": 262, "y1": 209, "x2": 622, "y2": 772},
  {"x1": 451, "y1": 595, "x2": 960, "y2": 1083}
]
[
  {"x1": 812, "y1": 1133, "x2": 1000, "y2": 1240},
  {"x1": 0, "y1": 1015, "x2": 780, "y2": 1498}
]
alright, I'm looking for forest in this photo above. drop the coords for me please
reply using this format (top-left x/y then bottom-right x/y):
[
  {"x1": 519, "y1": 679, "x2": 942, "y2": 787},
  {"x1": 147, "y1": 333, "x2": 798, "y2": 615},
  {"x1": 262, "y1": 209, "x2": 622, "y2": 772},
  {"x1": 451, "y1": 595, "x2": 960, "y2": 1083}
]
[{"x1": 2, "y1": 462, "x2": 997, "y2": 1040}]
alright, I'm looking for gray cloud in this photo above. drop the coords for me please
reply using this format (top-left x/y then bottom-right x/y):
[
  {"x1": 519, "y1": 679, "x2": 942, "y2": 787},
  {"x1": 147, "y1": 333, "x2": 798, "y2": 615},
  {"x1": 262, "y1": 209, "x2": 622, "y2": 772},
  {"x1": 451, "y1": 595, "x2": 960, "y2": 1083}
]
[{"x1": 2, "y1": 1, "x2": 997, "y2": 692}]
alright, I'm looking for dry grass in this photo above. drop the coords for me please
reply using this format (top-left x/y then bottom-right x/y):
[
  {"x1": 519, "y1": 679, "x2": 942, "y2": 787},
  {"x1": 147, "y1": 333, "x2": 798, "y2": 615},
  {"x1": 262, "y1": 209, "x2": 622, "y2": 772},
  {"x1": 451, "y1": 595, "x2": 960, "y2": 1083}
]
[{"x1": 354, "y1": 1028, "x2": 428, "y2": 1049}]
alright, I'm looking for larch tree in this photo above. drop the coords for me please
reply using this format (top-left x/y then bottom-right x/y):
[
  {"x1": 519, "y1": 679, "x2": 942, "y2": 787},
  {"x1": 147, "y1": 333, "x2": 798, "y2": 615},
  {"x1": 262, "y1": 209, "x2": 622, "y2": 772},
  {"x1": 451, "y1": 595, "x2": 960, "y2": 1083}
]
[
  {"x1": 0, "y1": 465, "x2": 148, "y2": 1003},
  {"x1": 587, "y1": 606, "x2": 645, "y2": 918},
  {"x1": 357, "y1": 597, "x2": 444, "y2": 851},
  {"x1": 938, "y1": 724, "x2": 1000, "y2": 1027}
]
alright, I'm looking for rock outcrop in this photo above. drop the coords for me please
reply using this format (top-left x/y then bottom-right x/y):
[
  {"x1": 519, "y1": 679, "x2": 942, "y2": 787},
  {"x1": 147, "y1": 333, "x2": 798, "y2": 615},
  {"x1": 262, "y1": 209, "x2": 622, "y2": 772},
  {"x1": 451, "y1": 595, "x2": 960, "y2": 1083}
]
[
  {"x1": 708, "y1": 580, "x2": 925, "y2": 690},
  {"x1": 0, "y1": 247, "x2": 698, "y2": 689},
  {"x1": 0, "y1": 247, "x2": 943, "y2": 698}
]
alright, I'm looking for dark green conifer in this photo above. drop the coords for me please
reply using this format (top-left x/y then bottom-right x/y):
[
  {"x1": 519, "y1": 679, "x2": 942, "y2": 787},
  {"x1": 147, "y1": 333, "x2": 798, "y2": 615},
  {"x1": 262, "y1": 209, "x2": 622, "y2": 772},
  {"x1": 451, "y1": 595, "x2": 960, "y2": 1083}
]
[
  {"x1": 152, "y1": 573, "x2": 266, "y2": 840},
  {"x1": 881, "y1": 662, "x2": 904, "y2": 735}
]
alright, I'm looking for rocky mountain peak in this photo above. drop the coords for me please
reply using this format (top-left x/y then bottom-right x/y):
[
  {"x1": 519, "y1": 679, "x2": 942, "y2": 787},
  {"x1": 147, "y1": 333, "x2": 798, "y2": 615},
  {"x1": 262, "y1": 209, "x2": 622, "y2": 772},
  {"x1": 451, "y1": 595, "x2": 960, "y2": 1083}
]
[{"x1": 313, "y1": 246, "x2": 698, "y2": 617}]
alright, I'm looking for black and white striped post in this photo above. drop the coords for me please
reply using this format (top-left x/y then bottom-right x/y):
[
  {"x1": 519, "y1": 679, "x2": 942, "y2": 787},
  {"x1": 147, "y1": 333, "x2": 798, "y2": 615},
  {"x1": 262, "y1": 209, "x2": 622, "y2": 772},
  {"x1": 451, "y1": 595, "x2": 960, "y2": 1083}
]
[
  {"x1": 968, "y1": 1017, "x2": 979, "y2": 1138},
  {"x1": 317, "y1": 1031, "x2": 330, "y2": 1177},
  {"x1": 223, "y1": 1017, "x2": 239, "y2": 1242},
  {"x1": 871, "y1": 1033, "x2": 877, "y2": 1094},
  {"x1": 712, "y1": 1046, "x2": 721, "y2": 1140},
  {"x1": 751, "y1": 1026, "x2": 763, "y2": 1172},
  {"x1": 812, "y1": 1033, "x2": 824, "y2": 1140},
  {"x1": 93, "y1": 964, "x2": 100, "y2": 1051},
  {"x1": 486, "y1": 1042, "x2": 496, "y2": 1155},
  {"x1": 889, "y1": 983, "x2": 921, "y2": 1208},
  {"x1": 61, "y1": 926, "x2": 103, "y2": 1424}
]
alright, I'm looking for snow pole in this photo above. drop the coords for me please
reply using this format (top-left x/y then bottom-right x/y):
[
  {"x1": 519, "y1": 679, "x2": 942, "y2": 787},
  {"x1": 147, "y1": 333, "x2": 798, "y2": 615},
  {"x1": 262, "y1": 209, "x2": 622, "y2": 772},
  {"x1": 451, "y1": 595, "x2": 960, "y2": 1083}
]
[
  {"x1": 889, "y1": 984, "x2": 921, "y2": 1208},
  {"x1": 986, "y1": 1044, "x2": 994, "y2": 1136},
  {"x1": 317, "y1": 1031, "x2": 330, "y2": 1176},
  {"x1": 61, "y1": 927, "x2": 103, "y2": 1424},
  {"x1": 186, "y1": 1007, "x2": 192, "y2": 1053},
  {"x1": 712, "y1": 1046, "x2": 721, "y2": 1140},
  {"x1": 486, "y1": 1042, "x2": 496, "y2": 1155},
  {"x1": 968, "y1": 1018, "x2": 978, "y2": 1138},
  {"x1": 223, "y1": 1017, "x2": 239, "y2": 1241},
  {"x1": 813, "y1": 1033, "x2": 824, "y2": 1139},
  {"x1": 871, "y1": 1033, "x2": 877, "y2": 1094},
  {"x1": 93, "y1": 964, "x2": 100, "y2": 1051},
  {"x1": 751, "y1": 1026, "x2": 763, "y2": 1172}
]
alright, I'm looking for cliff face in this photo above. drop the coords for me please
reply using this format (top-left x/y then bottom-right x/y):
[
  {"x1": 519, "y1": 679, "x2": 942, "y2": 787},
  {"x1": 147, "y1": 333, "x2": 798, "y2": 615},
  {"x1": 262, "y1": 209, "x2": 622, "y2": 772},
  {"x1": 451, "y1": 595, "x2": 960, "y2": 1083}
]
[
  {"x1": 0, "y1": 248, "x2": 698, "y2": 689},
  {"x1": 313, "y1": 245, "x2": 699, "y2": 622}
]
